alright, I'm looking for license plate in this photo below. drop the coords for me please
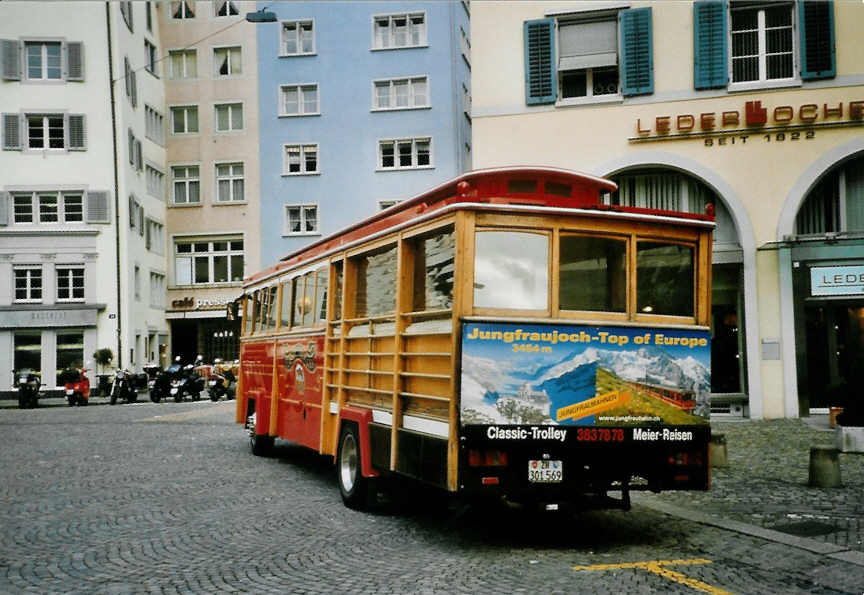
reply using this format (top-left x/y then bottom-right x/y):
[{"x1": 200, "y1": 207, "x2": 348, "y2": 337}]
[
  {"x1": 170, "y1": 388, "x2": 178, "y2": 394},
  {"x1": 528, "y1": 460, "x2": 563, "y2": 483},
  {"x1": 66, "y1": 389, "x2": 74, "y2": 395},
  {"x1": 209, "y1": 381, "x2": 217, "y2": 386}
]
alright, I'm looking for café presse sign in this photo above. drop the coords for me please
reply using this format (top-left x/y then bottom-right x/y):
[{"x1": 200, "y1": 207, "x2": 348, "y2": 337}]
[{"x1": 811, "y1": 265, "x2": 864, "y2": 297}]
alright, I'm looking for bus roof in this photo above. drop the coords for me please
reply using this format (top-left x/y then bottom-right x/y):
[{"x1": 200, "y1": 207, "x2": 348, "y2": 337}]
[{"x1": 245, "y1": 166, "x2": 714, "y2": 287}]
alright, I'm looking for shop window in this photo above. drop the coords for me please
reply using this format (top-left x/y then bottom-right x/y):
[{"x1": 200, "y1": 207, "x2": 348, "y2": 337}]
[
  {"x1": 410, "y1": 227, "x2": 454, "y2": 311},
  {"x1": 14, "y1": 333, "x2": 41, "y2": 372},
  {"x1": 795, "y1": 155, "x2": 864, "y2": 236},
  {"x1": 474, "y1": 231, "x2": 548, "y2": 311},
  {"x1": 353, "y1": 245, "x2": 397, "y2": 318},
  {"x1": 559, "y1": 235, "x2": 626, "y2": 312},
  {"x1": 56, "y1": 331, "x2": 84, "y2": 385},
  {"x1": 636, "y1": 242, "x2": 694, "y2": 317}
]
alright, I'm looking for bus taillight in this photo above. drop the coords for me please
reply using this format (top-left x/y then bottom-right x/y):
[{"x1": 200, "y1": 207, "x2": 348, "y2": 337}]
[{"x1": 468, "y1": 449, "x2": 509, "y2": 467}]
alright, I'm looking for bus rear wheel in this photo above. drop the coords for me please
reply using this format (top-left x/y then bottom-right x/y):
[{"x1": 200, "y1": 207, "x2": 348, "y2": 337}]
[{"x1": 337, "y1": 424, "x2": 368, "y2": 509}]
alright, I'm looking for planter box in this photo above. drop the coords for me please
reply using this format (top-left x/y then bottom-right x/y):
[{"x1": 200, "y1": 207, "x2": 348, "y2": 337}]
[{"x1": 836, "y1": 426, "x2": 864, "y2": 453}]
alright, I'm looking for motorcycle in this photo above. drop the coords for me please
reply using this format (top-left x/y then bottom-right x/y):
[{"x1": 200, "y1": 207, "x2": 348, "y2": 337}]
[
  {"x1": 208, "y1": 358, "x2": 237, "y2": 401},
  {"x1": 13, "y1": 369, "x2": 40, "y2": 409},
  {"x1": 109, "y1": 369, "x2": 138, "y2": 405},
  {"x1": 170, "y1": 356, "x2": 204, "y2": 402},
  {"x1": 61, "y1": 366, "x2": 90, "y2": 407},
  {"x1": 149, "y1": 358, "x2": 182, "y2": 403}
]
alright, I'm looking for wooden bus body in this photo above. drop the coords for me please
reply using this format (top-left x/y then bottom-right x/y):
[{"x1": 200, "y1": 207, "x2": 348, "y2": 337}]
[{"x1": 236, "y1": 167, "x2": 714, "y2": 510}]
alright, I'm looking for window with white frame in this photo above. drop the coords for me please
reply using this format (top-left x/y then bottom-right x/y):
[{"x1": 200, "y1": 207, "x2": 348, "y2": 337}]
[
  {"x1": 215, "y1": 102, "x2": 243, "y2": 132},
  {"x1": 283, "y1": 144, "x2": 318, "y2": 175},
  {"x1": 730, "y1": 2, "x2": 795, "y2": 85},
  {"x1": 378, "y1": 137, "x2": 431, "y2": 170},
  {"x1": 56, "y1": 265, "x2": 84, "y2": 302},
  {"x1": 214, "y1": 46, "x2": 242, "y2": 77},
  {"x1": 281, "y1": 20, "x2": 315, "y2": 55},
  {"x1": 14, "y1": 266, "x2": 42, "y2": 302},
  {"x1": 25, "y1": 41, "x2": 62, "y2": 80},
  {"x1": 12, "y1": 191, "x2": 84, "y2": 224},
  {"x1": 168, "y1": 49, "x2": 197, "y2": 79},
  {"x1": 373, "y1": 13, "x2": 426, "y2": 49},
  {"x1": 149, "y1": 272, "x2": 165, "y2": 307},
  {"x1": 558, "y1": 17, "x2": 620, "y2": 101},
  {"x1": 144, "y1": 39, "x2": 158, "y2": 75},
  {"x1": 171, "y1": 105, "x2": 198, "y2": 134},
  {"x1": 171, "y1": 0, "x2": 195, "y2": 19},
  {"x1": 174, "y1": 237, "x2": 245, "y2": 285},
  {"x1": 145, "y1": 218, "x2": 164, "y2": 253},
  {"x1": 280, "y1": 84, "x2": 318, "y2": 116},
  {"x1": 215, "y1": 162, "x2": 244, "y2": 202},
  {"x1": 171, "y1": 166, "x2": 200, "y2": 204},
  {"x1": 145, "y1": 105, "x2": 164, "y2": 144},
  {"x1": 373, "y1": 76, "x2": 428, "y2": 110},
  {"x1": 26, "y1": 114, "x2": 62, "y2": 149},
  {"x1": 284, "y1": 205, "x2": 319, "y2": 235},
  {"x1": 215, "y1": 0, "x2": 239, "y2": 17},
  {"x1": 146, "y1": 165, "x2": 165, "y2": 199}
]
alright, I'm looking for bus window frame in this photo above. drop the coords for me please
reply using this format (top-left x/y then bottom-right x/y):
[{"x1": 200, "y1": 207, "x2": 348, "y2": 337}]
[
  {"x1": 347, "y1": 240, "x2": 399, "y2": 321},
  {"x1": 404, "y1": 223, "x2": 455, "y2": 315},
  {"x1": 556, "y1": 230, "x2": 630, "y2": 322},
  {"x1": 631, "y1": 237, "x2": 699, "y2": 325}
]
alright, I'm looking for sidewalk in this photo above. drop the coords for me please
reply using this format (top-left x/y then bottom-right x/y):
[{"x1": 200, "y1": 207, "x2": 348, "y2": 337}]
[{"x1": 635, "y1": 417, "x2": 864, "y2": 565}]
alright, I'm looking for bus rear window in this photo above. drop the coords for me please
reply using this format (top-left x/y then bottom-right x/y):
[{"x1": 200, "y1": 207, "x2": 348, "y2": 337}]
[
  {"x1": 559, "y1": 235, "x2": 626, "y2": 312},
  {"x1": 637, "y1": 242, "x2": 694, "y2": 317},
  {"x1": 474, "y1": 231, "x2": 548, "y2": 310}
]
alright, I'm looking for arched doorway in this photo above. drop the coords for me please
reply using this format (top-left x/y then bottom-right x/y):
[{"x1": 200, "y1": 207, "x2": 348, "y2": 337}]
[{"x1": 607, "y1": 167, "x2": 749, "y2": 414}]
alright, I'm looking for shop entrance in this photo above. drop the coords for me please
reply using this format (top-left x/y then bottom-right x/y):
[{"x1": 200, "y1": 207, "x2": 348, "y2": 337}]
[{"x1": 803, "y1": 303, "x2": 864, "y2": 409}]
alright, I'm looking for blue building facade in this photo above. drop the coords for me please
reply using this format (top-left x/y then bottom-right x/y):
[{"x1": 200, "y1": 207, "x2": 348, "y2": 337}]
[{"x1": 256, "y1": 1, "x2": 471, "y2": 265}]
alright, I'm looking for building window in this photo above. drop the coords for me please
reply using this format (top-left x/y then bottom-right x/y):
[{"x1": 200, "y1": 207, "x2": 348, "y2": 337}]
[
  {"x1": 12, "y1": 192, "x2": 84, "y2": 224},
  {"x1": 373, "y1": 76, "x2": 428, "y2": 110},
  {"x1": 215, "y1": 102, "x2": 243, "y2": 132},
  {"x1": 146, "y1": 1, "x2": 153, "y2": 31},
  {"x1": 171, "y1": 105, "x2": 198, "y2": 134},
  {"x1": 174, "y1": 238, "x2": 245, "y2": 285},
  {"x1": 558, "y1": 18, "x2": 620, "y2": 101},
  {"x1": 280, "y1": 84, "x2": 319, "y2": 116},
  {"x1": 168, "y1": 49, "x2": 197, "y2": 79},
  {"x1": 378, "y1": 137, "x2": 431, "y2": 170},
  {"x1": 796, "y1": 155, "x2": 864, "y2": 236},
  {"x1": 215, "y1": 162, "x2": 244, "y2": 202},
  {"x1": 171, "y1": 0, "x2": 195, "y2": 19},
  {"x1": 373, "y1": 13, "x2": 426, "y2": 49},
  {"x1": 146, "y1": 165, "x2": 165, "y2": 200},
  {"x1": 281, "y1": 20, "x2": 315, "y2": 56},
  {"x1": 120, "y1": 1, "x2": 134, "y2": 31},
  {"x1": 284, "y1": 205, "x2": 319, "y2": 235},
  {"x1": 27, "y1": 114, "x2": 64, "y2": 149},
  {"x1": 145, "y1": 218, "x2": 164, "y2": 253},
  {"x1": 214, "y1": 46, "x2": 241, "y2": 77},
  {"x1": 25, "y1": 41, "x2": 62, "y2": 80},
  {"x1": 14, "y1": 333, "x2": 42, "y2": 372},
  {"x1": 134, "y1": 265, "x2": 141, "y2": 300},
  {"x1": 56, "y1": 332, "x2": 84, "y2": 384},
  {"x1": 730, "y1": 2, "x2": 795, "y2": 85},
  {"x1": 609, "y1": 170, "x2": 715, "y2": 215},
  {"x1": 150, "y1": 272, "x2": 165, "y2": 307},
  {"x1": 283, "y1": 144, "x2": 318, "y2": 175},
  {"x1": 14, "y1": 266, "x2": 42, "y2": 303},
  {"x1": 215, "y1": 0, "x2": 239, "y2": 17},
  {"x1": 56, "y1": 265, "x2": 84, "y2": 302},
  {"x1": 144, "y1": 40, "x2": 158, "y2": 76},
  {"x1": 145, "y1": 105, "x2": 164, "y2": 144},
  {"x1": 172, "y1": 166, "x2": 200, "y2": 204}
]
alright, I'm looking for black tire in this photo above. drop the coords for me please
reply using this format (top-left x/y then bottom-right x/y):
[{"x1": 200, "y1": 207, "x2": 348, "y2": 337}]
[
  {"x1": 192, "y1": 392, "x2": 200, "y2": 401},
  {"x1": 110, "y1": 392, "x2": 117, "y2": 405},
  {"x1": 150, "y1": 390, "x2": 161, "y2": 403},
  {"x1": 250, "y1": 432, "x2": 274, "y2": 457},
  {"x1": 129, "y1": 392, "x2": 138, "y2": 403},
  {"x1": 173, "y1": 392, "x2": 182, "y2": 403},
  {"x1": 68, "y1": 396, "x2": 75, "y2": 407},
  {"x1": 337, "y1": 424, "x2": 369, "y2": 510},
  {"x1": 210, "y1": 392, "x2": 219, "y2": 402},
  {"x1": 18, "y1": 395, "x2": 25, "y2": 409},
  {"x1": 81, "y1": 398, "x2": 88, "y2": 406}
]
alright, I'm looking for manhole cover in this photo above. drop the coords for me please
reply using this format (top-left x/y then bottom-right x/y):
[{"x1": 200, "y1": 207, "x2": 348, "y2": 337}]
[{"x1": 771, "y1": 520, "x2": 837, "y2": 537}]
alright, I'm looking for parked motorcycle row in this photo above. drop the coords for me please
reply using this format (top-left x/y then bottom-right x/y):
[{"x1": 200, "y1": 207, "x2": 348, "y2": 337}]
[{"x1": 10, "y1": 356, "x2": 237, "y2": 409}]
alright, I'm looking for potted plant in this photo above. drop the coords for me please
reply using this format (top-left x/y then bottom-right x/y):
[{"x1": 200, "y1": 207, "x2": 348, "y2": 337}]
[{"x1": 92, "y1": 348, "x2": 114, "y2": 397}]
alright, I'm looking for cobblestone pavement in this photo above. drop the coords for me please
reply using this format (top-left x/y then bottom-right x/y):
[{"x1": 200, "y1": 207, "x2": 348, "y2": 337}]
[{"x1": 1, "y1": 402, "x2": 863, "y2": 594}]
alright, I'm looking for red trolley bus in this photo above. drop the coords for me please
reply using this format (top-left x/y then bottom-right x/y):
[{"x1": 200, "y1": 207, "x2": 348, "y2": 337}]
[{"x1": 236, "y1": 167, "x2": 713, "y2": 510}]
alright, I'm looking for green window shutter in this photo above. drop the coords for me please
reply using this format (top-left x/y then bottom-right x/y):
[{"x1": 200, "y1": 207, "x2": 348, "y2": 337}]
[
  {"x1": 693, "y1": 1, "x2": 728, "y2": 89},
  {"x1": 620, "y1": 7, "x2": 653, "y2": 96},
  {"x1": 524, "y1": 18, "x2": 556, "y2": 105},
  {"x1": 800, "y1": 0, "x2": 835, "y2": 80}
]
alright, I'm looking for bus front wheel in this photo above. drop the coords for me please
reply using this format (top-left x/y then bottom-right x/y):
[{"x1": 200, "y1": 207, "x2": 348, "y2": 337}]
[{"x1": 337, "y1": 424, "x2": 368, "y2": 509}]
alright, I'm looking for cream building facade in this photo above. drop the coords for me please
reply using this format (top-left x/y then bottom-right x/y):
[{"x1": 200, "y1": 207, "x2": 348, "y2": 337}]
[{"x1": 472, "y1": 1, "x2": 864, "y2": 418}]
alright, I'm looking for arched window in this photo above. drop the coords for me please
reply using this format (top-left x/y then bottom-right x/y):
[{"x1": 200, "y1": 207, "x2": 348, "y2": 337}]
[{"x1": 796, "y1": 155, "x2": 864, "y2": 236}]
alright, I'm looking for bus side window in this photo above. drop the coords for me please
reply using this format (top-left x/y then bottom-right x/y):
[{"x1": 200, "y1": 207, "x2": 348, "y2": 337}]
[
  {"x1": 474, "y1": 231, "x2": 549, "y2": 311},
  {"x1": 266, "y1": 285, "x2": 278, "y2": 329},
  {"x1": 243, "y1": 294, "x2": 255, "y2": 336},
  {"x1": 250, "y1": 291, "x2": 262, "y2": 334},
  {"x1": 411, "y1": 227, "x2": 454, "y2": 311},
  {"x1": 331, "y1": 261, "x2": 343, "y2": 321},
  {"x1": 292, "y1": 276, "x2": 304, "y2": 327},
  {"x1": 280, "y1": 280, "x2": 292, "y2": 329},
  {"x1": 354, "y1": 244, "x2": 397, "y2": 317},
  {"x1": 315, "y1": 266, "x2": 329, "y2": 323},
  {"x1": 256, "y1": 289, "x2": 269, "y2": 333},
  {"x1": 559, "y1": 234, "x2": 626, "y2": 313},
  {"x1": 636, "y1": 241, "x2": 694, "y2": 317},
  {"x1": 301, "y1": 271, "x2": 315, "y2": 326}
]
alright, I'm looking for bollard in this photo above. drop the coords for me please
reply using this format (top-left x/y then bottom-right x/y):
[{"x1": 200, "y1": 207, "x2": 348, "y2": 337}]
[
  {"x1": 808, "y1": 447, "x2": 842, "y2": 488},
  {"x1": 709, "y1": 433, "x2": 727, "y2": 467}
]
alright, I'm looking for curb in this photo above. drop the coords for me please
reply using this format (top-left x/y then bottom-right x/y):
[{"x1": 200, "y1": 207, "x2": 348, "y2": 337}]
[{"x1": 633, "y1": 494, "x2": 864, "y2": 567}]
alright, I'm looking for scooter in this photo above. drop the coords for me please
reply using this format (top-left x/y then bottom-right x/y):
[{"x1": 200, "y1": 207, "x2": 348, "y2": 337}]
[
  {"x1": 208, "y1": 358, "x2": 236, "y2": 401},
  {"x1": 109, "y1": 369, "x2": 138, "y2": 405},
  {"x1": 150, "y1": 358, "x2": 182, "y2": 403},
  {"x1": 170, "y1": 356, "x2": 204, "y2": 402},
  {"x1": 62, "y1": 366, "x2": 90, "y2": 407},
  {"x1": 13, "y1": 369, "x2": 40, "y2": 409}
]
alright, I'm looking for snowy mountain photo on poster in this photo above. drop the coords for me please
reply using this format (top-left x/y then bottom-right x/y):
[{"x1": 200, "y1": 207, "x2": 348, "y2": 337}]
[{"x1": 460, "y1": 322, "x2": 711, "y2": 427}]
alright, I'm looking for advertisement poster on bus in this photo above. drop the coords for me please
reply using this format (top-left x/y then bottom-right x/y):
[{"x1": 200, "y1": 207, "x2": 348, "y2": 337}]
[{"x1": 460, "y1": 322, "x2": 710, "y2": 427}]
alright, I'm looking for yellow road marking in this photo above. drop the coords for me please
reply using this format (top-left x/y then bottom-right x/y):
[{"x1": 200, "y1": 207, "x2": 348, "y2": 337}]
[{"x1": 572, "y1": 558, "x2": 733, "y2": 595}]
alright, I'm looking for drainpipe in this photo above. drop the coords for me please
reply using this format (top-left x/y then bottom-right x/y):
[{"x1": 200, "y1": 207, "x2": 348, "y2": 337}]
[{"x1": 106, "y1": 1, "x2": 123, "y2": 368}]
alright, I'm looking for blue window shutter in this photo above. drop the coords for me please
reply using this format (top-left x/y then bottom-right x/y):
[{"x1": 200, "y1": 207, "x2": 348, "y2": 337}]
[
  {"x1": 800, "y1": 0, "x2": 835, "y2": 80},
  {"x1": 693, "y1": 1, "x2": 728, "y2": 89},
  {"x1": 620, "y1": 8, "x2": 653, "y2": 97},
  {"x1": 524, "y1": 18, "x2": 556, "y2": 105}
]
